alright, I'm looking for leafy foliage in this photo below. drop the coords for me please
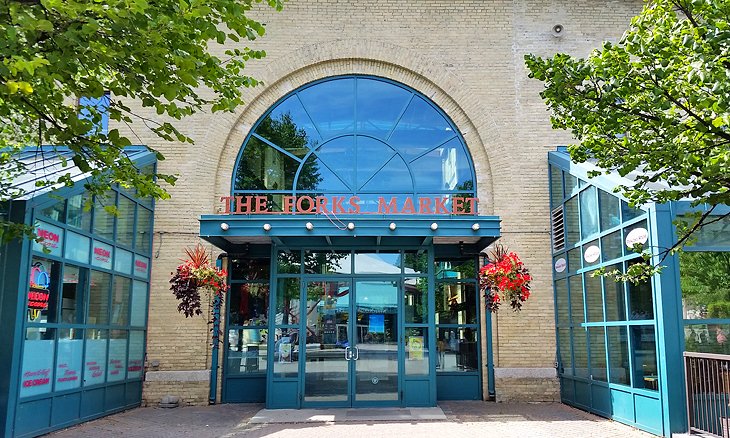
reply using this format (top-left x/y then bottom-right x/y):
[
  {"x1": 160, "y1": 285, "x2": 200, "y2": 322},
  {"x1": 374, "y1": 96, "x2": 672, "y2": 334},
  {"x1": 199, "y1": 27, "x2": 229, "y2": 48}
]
[
  {"x1": 1, "y1": 0, "x2": 284, "y2": 241},
  {"x1": 526, "y1": 0, "x2": 730, "y2": 266},
  {"x1": 680, "y1": 251, "x2": 730, "y2": 311}
]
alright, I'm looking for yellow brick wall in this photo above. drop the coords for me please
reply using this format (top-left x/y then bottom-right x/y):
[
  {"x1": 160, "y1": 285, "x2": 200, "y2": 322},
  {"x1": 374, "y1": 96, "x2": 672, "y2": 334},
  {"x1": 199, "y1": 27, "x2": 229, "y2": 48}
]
[{"x1": 125, "y1": 0, "x2": 644, "y2": 404}]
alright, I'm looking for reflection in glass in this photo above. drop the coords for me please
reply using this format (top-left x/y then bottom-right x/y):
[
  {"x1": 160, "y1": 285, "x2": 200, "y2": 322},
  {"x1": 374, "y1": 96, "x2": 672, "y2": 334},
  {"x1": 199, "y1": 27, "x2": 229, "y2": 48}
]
[
  {"x1": 568, "y1": 247, "x2": 581, "y2": 274},
  {"x1": 354, "y1": 251, "x2": 400, "y2": 274},
  {"x1": 404, "y1": 251, "x2": 429, "y2": 275},
  {"x1": 680, "y1": 251, "x2": 730, "y2": 320},
  {"x1": 604, "y1": 264, "x2": 626, "y2": 321},
  {"x1": 93, "y1": 192, "x2": 115, "y2": 240},
  {"x1": 602, "y1": 230, "x2": 622, "y2": 261},
  {"x1": 277, "y1": 250, "x2": 300, "y2": 274},
  {"x1": 621, "y1": 200, "x2": 644, "y2": 222},
  {"x1": 298, "y1": 78, "x2": 355, "y2": 139},
  {"x1": 88, "y1": 271, "x2": 111, "y2": 325},
  {"x1": 41, "y1": 200, "x2": 65, "y2": 222},
  {"x1": 135, "y1": 207, "x2": 152, "y2": 254},
  {"x1": 558, "y1": 327, "x2": 572, "y2": 375},
  {"x1": 389, "y1": 96, "x2": 455, "y2": 161},
  {"x1": 315, "y1": 136, "x2": 356, "y2": 189},
  {"x1": 579, "y1": 186, "x2": 599, "y2": 239},
  {"x1": 228, "y1": 328, "x2": 268, "y2": 375},
  {"x1": 569, "y1": 275, "x2": 584, "y2": 325},
  {"x1": 117, "y1": 196, "x2": 135, "y2": 247},
  {"x1": 435, "y1": 258, "x2": 475, "y2": 279},
  {"x1": 550, "y1": 166, "x2": 564, "y2": 207},
  {"x1": 67, "y1": 194, "x2": 91, "y2": 231},
  {"x1": 234, "y1": 137, "x2": 302, "y2": 191},
  {"x1": 111, "y1": 276, "x2": 131, "y2": 326},
  {"x1": 589, "y1": 327, "x2": 607, "y2": 381},
  {"x1": 276, "y1": 278, "x2": 300, "y2": 325},
  {"x1": 599, "y1": 190, "x2": 621, "y2": 231},
  {"x1": 404, "y1": 277, "x2": 428, "y2": 323},
  {"x1": 565, "y1": 196, "x2": 580, "y2": 244},
  {"x1": 436, "y1": 283, "x2": 476, "y2": 325},
  {"x1": 411, "y1": 137, "x2": 472, "y2": 192},
  {"x1": 356, "y1": 78, "x2": 412, "y2": 139},
  {"x1": 631, "y1": 326, "x2": 658, "y2": 391},
  {"x1": 304, "y1": 250, "x2": 350, "y2": 274},
  {"x1": 259, "y1": 94, "x2": 321, "y2": 149},
  {"x1": 628, "y1": 263, "x2": 653, "y2": 320},
  {"x1": 555, "y1": 279, "x2": 569, "y2": 327},
  {"x1": 573, "y1": 327, "x2": 589, "y2": 378},
  {"x1": 229, "y1": 283, "x2": 269, "y2": 326},
  {"x1": 61, "y1": 265, "x2": 85, "y2": 324},
  {"x1": 585, "y1": 271, "x2": 603, "y2": 322},
  {"x1": 685, "y1": 323, "x2": 730, "y2": 355},
  {"x1": 355, "y1": 136, "x2": 395, "y2": 190},
  {"x1": 436, "y1": 327, "x2": 477, "y2": 372},
  {"x1": 607, "y1": 326, "x2": 630, "y2": 385},
  {"x1": 564, "y1": 173, "x2": 579, "y2": 196},
  {"x1": 690, "y1": 215, "x2": 730, "y2": 247},
  {"x1": 230, "y1": 257, "x2": 270, "y2": 280},
  {"x1": 360, "y1": 154, "x2": 413, "y2": 193}
]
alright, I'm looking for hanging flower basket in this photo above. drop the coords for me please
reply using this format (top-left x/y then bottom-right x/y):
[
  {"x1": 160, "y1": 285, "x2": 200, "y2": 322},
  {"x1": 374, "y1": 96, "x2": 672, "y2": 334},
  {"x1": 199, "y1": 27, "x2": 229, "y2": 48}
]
[
  {"x1": 479, "y1": 245, "x2": 532, "y2": 312},
  {"x1": 169, "y1": 244, "x2": 228, "y2": 318}
]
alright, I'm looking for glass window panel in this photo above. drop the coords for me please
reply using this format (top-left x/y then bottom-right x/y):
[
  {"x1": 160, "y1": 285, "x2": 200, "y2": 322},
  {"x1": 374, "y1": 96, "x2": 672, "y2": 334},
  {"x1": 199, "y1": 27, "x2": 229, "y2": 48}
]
[
  {"x1": 354, "y1": 251, "x2": 400, "y2": 274},
  {"x1": 28, "y1": 257, "x2": 60, "y2": 323},
  {"x1": 114, "y1": 248, "x2": 133, "y2": 274},
  {"x1": 88, "y1": 271, "x2": 111, "y2": 325},
  {"x1": 273, "y1": 327, "x2": 299, "y2": 377},
  {"x1": 406, "y1": 327, "x2": 429, "y2": 376},
  {"x1": 40, "y1": 199, "x2": 65, "y2": 222},
  {"x1": 257, "y1": 94, "x2": 321, "y2": 150},
  {"x1": 83, "y1": 329, "x2": 107, "y2": 386},
  {"x1": 135, "y1": 207, "x2": 152, "y2": 254},
  {"x1": 579, "y1": 186, "x2": 599, "y2": 239},
  {"x1": 628, "y1": 263, "x2": 654, "y2": 320},
  {"x1": 404, "y1": 277, "x2": 428, "y2": 324},
  {"x1": 436, "y1": 258, "x2": 475, "y2": 280},
  {"x1": 56, "y1": 328, "x2": 83, "y2": 391},
  {"x1": 569, "y1": 275, "x2": 584, "y2": 325},
  {"x1": 107, "y1": 330, "x2": 127, "y2": 382},
  {"x1": 565, "y1": 196, "x2": 580, "y2": 245},
  {"x1": 297, "y1": 156, "x2": 350, "y2": 192},
  {"x1": 558, "y1": 327, "x2": 572, "y2": 376},
  {"x1": 65, "y1": 231, "x2": 90, "y2": 264},
  {"x1": 117, "y1": 196, "x2": 135, "y2": 247},
  {"x1": 685, "y1": 324, "x2": 730, "y2": 355},
  {"x1": 130, "y1": 281, "x2": 148, "y2": 327},
  {"x1": 304, "y1": 250, "x2": 351, "y2": 274},
  {"x1": 599, "y1": 190, "x2": 621, "y2": 231},
  {"x1": 573, "y1": 327, "x2": 589, "y2": 379},
  {"x1": 607, "y1": 326, "x2": 630, "y2": 385},
  {"x1": 111, "y1": 276, "x2": 131, "y2": 326},
  {"x1": 356, "y1": 78, "x2": 412, "y2": 139},
  {"x1": 389, "y1": 96, "x2": 456, "y2": 162},
  {"x1": 314, "y1": 136, "x2": 355, "y2": 189},
  {"x1": 582, "y1": 239, "x2": 600, "y2": 267},
  {"x1": 604, "y1": 263, "x2": 627, "y2": 321},
  {"x1": 411, "y1": 138, "x2": 472, "y2": 192},
  {"x1": 227, "y1": 328, "x2": 267, "y2": 375},
  {"x1": 680, "y1": 251, "x2": 730, "y2": 319},
  {"x1": 436, "y1": 283, "x2": 477, "y2": 325},
  {"x1": 589, "y1": 327, "x2": 607, "y2": 382},
  {"x1": 567, "y1": 247, "x2": 581, "y2": 274},
  {"x1": 555, "y1": 279, "x2": 569, "y2": 327},
  {"x1": 404, "y1": 251, "x2": 429, "y2": 275},
  {"x1": 550, "y1": 165, "x2": 564, "y2": 207},
  {"x1": 33, "y1": 221, "x2": 64, "y2": 257},
  {"x1": 578, "y1": 178, "x2": 586, "y2": 187},
  {"x1": 127, "y1": 331, "x2": 145, "y2": 379},
  {"x1": 691, "y1": 215, "x2": 730, "y2": 247},
  {"x1": 228, "y1": 282, "x2": 269, "y2": 326},
  {"x1": 61, "y1": 265, "x2": 86, "y2": 324},
  {"x1": 585, "y1": 271, "x2": 603, "y2": 322},
  {"x1": 67, "y1": 194, "x2": 91, "y2": 231},
  {"x1": 277, "y1": 250, "x2": 300, "y2": 274},
  {"x1": 276, "y1": 278, "x2": 300, "y2": 325},
  {"x1": 20, "y1": 328, "x2": 55, "y2": 398},
  {"x1": 93, "y1": 192, "x2": 115, "y2": 240},
  {"x1": 436, "y1": 327, "x2": 477, "y2": 372},
  {"x1": 360, "y1": 154, "x2": 413, "y2": 193},
  {"x1": 621, "y1": 200, "x2": 644, "y2": 222},
  {"x1": 623, "y1": 220, "x2": 649, "y2": 252},
  {"x1": 354, "y1": 136, "x2": 395, "y2": 190},
  {"x1": 564, "y1": 173, "x2": 579, "y2": 196},
  {"x1": 133, "y1": 255, "x2": 149, "y2": 279},
  {"x1": 601, "y1": 231, "x2": 622, "y2": 261},
  {"x1": 631, "y1": 326, "x2": 658, "y2": 391},
  {"x1": 91, "y1": 240, "x2": 113, "y2": 270},
  {"x1": 298, "y1": 78, "x2": 355, "y2": 139},
  {"x1": 230, "y1": 257, "x2": 270, "y2": 280}
]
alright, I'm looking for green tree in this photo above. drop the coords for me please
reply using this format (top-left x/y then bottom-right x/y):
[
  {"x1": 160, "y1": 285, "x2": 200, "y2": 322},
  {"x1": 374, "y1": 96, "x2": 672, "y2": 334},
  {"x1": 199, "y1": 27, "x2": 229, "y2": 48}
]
[
  {"x1": 1, "y1": 0, "x2": 284, "y2": 242},
  {"x1": 680, "y1": 251, "x2": 730, "y2": 311},
  {"x1": 526, "y1": 0, "x2": 730, "y2": 276}
]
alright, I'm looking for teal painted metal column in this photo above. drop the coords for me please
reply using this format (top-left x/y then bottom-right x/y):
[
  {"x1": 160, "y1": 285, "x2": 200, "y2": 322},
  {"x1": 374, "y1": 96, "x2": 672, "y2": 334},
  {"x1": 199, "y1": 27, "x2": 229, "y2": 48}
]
[
  {"x1": 649, "y1": 203, "x2": 687, "y2": 435},
  {"x1": 209, "y1": 255, "x2": 225, "y2": 404}
]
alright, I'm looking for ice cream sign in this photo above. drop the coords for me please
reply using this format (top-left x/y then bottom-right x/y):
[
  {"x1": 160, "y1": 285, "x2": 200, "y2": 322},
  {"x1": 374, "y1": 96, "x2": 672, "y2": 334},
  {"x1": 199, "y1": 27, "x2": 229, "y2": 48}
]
[{"x1": 28, "y1": 261, "x2": 51, "y2": 320}]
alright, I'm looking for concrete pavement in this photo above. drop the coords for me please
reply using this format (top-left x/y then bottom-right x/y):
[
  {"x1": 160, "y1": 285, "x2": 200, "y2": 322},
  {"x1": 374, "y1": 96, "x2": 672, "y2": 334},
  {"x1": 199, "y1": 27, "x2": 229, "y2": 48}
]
[{"x1": 45, "y1": 401, "x2": 655, "y2": 438}]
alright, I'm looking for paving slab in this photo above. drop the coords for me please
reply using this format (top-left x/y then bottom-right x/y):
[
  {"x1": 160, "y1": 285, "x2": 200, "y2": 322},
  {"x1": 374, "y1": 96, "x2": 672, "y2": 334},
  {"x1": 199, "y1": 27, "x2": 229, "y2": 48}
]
[{"x1": 249, "y1": 407, "x2": 446, "y2": 423}]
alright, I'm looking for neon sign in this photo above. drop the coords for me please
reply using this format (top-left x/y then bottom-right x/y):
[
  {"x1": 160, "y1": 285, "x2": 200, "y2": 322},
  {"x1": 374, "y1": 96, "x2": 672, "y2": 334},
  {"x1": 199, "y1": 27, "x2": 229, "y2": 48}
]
[
  {"x1": 219, "y1": 195, "x2": 479, "y2": 215},
  {"x1": 28, "y1": 262, "x2": 51, "y2": 319}
]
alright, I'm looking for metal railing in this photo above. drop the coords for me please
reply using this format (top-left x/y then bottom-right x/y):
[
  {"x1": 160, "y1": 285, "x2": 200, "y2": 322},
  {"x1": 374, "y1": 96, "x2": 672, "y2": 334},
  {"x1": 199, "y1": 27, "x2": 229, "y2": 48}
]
[{"x1": 685, "y1": 352, "x2": 730, "y2": 437}]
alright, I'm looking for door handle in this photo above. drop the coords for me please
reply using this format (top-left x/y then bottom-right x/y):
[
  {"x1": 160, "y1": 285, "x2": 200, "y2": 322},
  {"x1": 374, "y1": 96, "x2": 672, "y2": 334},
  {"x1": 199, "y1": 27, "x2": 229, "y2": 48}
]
[
  {"x1": 345, "y1": 346, "x2": 351, "y2": 360},
  {"x1": 353, "y1": 347, "x2": 359, "y2": 361}
]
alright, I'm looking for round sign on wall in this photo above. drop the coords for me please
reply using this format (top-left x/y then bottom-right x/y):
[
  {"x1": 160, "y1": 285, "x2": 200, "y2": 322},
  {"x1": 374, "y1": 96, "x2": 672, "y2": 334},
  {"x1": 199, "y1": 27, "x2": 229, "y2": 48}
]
[
  {"x1": 625, "y1": 227, "x2": 649, "y2": 248},
  {"x1": 584, "y1": 245, "x2": 600, "y2": 263},
  {"x1": 554, "y1": 258, "x2": 567, "y2": 273}
]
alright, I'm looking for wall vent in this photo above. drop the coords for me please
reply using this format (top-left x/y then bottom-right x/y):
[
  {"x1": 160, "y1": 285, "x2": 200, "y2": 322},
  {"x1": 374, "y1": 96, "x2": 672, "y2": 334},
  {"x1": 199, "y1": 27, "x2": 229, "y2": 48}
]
[{"x1": 551, "y1": 206, "x2": 565, "y2": 252}]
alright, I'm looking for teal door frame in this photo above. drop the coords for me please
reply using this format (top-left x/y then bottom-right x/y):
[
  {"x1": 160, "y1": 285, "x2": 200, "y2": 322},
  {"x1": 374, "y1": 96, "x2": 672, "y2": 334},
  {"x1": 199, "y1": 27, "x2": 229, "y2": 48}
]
[
  {"x1": 299, "y1": 275, "x2": 405, "y2": 408},
  {"x1": 266, "y1": 244, "x2": 437, "y2": 409}
]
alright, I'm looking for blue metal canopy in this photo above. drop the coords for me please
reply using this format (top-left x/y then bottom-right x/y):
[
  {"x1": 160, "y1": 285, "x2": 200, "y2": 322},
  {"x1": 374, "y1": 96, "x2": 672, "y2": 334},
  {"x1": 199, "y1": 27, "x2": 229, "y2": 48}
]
[{"x1": 199, "y1": 214, "x2": 500, "y2": 253}]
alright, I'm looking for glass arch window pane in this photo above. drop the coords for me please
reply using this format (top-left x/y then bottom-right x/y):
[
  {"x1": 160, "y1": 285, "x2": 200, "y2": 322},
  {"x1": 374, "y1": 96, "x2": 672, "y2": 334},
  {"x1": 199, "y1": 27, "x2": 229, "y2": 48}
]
[
  {"x1": 298, "y1": 78, "x2": 355, "y2": 139},
  {"x1": 235, "y1": 137, "x2": 300, "y2": 191},
  {"x1": 360, "y1": 155, "x2": 413, "y2": 193},
  {"x1": 411, "y1": 137, "x2": 472, "y2": 191},
  {"x1": 297, "y1": 156, "x2": 349, "y2": 192},
  {"x1": 356, "y1": 78, "x2": 412, "y2": 139},
  {"x1": 356, "y1": 136, "x2": 396, "y2": 189},
  {"x1": 315, "y1": 136, "x2": 356, "y2": 189},
  {"x1": 258, "y1": 94, "x2": 321, "y2": 149},
  {"x1": 389, "y1": 96, "x2": 455, "y2": 161}
]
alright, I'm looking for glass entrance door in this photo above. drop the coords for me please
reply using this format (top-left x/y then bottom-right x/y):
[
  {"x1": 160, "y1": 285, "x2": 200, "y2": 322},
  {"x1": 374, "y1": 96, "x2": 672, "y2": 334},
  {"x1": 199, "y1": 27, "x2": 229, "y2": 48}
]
[{"x1": 302, "y1": 278, "x2": 401, "y2": 406}]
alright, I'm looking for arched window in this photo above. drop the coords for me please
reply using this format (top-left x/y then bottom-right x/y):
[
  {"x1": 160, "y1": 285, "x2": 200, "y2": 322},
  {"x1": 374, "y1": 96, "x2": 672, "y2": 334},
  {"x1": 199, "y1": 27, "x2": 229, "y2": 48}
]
[{"x1": 232, "y1": 76, "x2": 476, "y2": 213}]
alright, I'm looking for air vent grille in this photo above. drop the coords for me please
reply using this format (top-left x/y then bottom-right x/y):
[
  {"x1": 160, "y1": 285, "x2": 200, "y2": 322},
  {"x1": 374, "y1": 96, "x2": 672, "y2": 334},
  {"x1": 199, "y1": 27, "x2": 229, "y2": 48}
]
[{"x1": 551, "y1": 206, "x2": 565, "y2": 252}]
